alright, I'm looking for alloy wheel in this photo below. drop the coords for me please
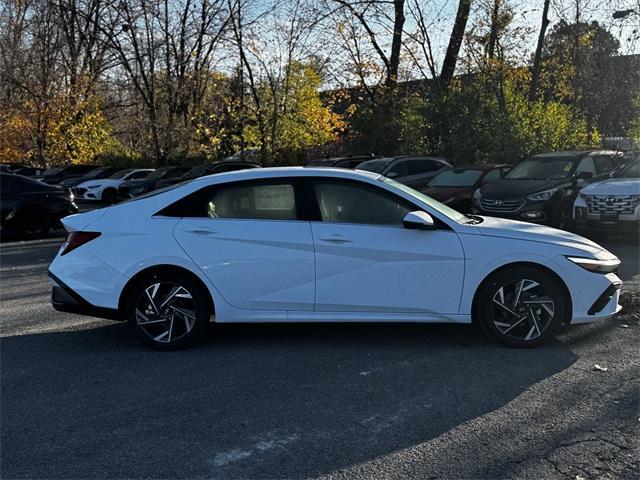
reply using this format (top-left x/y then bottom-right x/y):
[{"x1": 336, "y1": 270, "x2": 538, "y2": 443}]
[
  {"x1": 491, "y1": 278, "x2": 555, "y2": 342},
  {"x1": 135, "y1": 282, "x2": 197, "y2": 344}
]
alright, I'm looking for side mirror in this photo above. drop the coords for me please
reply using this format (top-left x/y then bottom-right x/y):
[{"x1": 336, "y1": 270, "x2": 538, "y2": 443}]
[{"x1": 403, "y1": 211, "x2": 436, "y2": 230}]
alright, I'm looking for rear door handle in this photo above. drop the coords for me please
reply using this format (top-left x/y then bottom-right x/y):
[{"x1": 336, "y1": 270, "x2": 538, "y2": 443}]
[{"x1": 318, "y1": 234, "x2": 353, "y2": 243}]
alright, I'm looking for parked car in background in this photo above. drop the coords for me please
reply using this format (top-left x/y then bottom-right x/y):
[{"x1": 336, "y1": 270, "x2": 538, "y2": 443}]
[
  {"x1": 13, "y1": 167, "x2": 47, "y2": 177},
  {"x1": 0, "y1": 162, "x2": 29, "y2": 173},
  {"x1": 420, "y1": 164, "x2": 510, "y2": 213},
  {"x1": 48, "y1": 167, "x2": 622, "y2": 350},
  {"x1": 573, "y1": 159, "x2": 640, "y2": 236},
  {"x1": 117, "y1": 166, "x2": 190, "y2": 199},
  {"x1": 357, "y1": 155, "x2": 451, "y2": 188},
  {"x1": 155, "y1": 162, "x2": 262, "y2": 189},
  {"x1": 307, "y1": 156, "x2": 378, "y2": 169},
  {"x1": 59, "y1": 166, "x2": 123, "y2": 188},
  {"x1": 40, "y1": 165, "x2": 100, "y2": 185},
  {"x1": 74, "y1": 168, "x2": 154, "y2": 203},
  {"x1": 472, "y1": 150, "x2": 625, "y2": 229},
  {"x1": 1, "y1": 173, "x2": 77, "y2": 238}
]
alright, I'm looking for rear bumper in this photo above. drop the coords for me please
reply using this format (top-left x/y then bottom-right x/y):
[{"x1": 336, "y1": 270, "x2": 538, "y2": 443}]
[{"x1": 49, "y1": 271, "x2": 122, "y2": 320}]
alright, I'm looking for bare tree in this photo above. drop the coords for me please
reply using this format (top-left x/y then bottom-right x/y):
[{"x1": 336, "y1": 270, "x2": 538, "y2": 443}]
[
  {"x1": 440, "y1": 0, "x2": 472, "y2": 90},
  {"x1": 529, "y1": 0, "x2": 551, "y2": 101}
]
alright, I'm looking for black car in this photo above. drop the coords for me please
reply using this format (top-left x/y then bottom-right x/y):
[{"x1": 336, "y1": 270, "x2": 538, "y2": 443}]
[
  {"x1": 357, "y1": 155, "x2": 452, "y2": 188},
  {"x1": 307, "y1": 156, "x2": 378, "y2": 169},
  {"x1": 40, "y1": 165, "x2": 100, "y2": 185},
  {"x1": 117, "y1": 166, "x2": 190, "y2": 199},
  {"x1": 155, "y1": 161, "x2": 262, "y2": 189},
  {"x1": 0, "y1": 173, "x2": 77, "y2": 238},
  {"x1": 58, "y1": 166, "x2": 123, "y2": 188},
  {"x1": 13, "y1": 167, "x2": 47, "y2": 177},
  {"x1": 472, "y1": 150, "x2": 625, "y2": 228}
]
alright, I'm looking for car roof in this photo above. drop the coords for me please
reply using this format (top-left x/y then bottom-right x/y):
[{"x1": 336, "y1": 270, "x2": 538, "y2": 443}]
[
  {"x1": 453, "y1": 164, "x2": 510, "y2": 171},
  {"x1": 533, "y1": 150, "x2": 618, "y2": 158},
  {"x1": 194, "y1": 166, "x2": 382, "y2": 184}
]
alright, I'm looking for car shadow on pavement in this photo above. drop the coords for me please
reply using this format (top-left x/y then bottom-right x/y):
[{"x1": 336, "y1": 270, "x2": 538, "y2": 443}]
[{"x1": 1, "y1": 321, "x2": 579, "y2": 479}]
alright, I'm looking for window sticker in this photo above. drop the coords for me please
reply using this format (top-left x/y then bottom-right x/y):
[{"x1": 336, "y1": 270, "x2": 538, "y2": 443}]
[{"x1": 563, "y1": 162, "x2": 573, "y2": 172}]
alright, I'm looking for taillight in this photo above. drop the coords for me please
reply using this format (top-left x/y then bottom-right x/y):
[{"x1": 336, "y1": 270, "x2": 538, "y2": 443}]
[{"x1": 61, "y1": 231, "x2": 101, "y2": 256}]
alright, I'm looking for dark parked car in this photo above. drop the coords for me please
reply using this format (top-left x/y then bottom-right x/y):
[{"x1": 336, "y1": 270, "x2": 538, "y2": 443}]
[
  {"x1": 0, "y1": 173, "x2": 77, "y2": 238},
  {"x1": 472, "y1": 150, "x2": 625, "y2": 228},
  {"x1": 117, "y1": 166, "x2": 190, "y2": 199},
  {"x1": 357, "y1": 155, "x2": 452, "y2": 188},
  {"x1": 40, "y1": 165, "x2": 100, "y2": 185},
  {"x1": 0, "y1": 162, "x2": 29, "y2": 172},
  {"x1": 58, "y1": 166, "x2": 123, "y2": 188},
  {"x1": 155, "y1": 161, "x2": 262, "y2": 189},
  {"x1": 307, "y1": 156, "x2": 378, "y2": 169},
  {"x1": 12, "y1": 167, "x2": 47, "y2": 177},
  {"x1": 421, "y1": 164, "x2": 510, "y2": 213}
]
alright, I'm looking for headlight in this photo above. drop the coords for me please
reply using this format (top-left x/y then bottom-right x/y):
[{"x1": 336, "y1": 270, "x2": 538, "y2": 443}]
[
  {"x1": 472, "y1": 189, "x2": 482, "y2": 201},
  {"x1": 566, "y1": 256, "x2": 620, "y2": 274},
  {"x1": 527, "y1": 188, "x2": 558, "y2": 202},
  {"x1": 87, "y1": 184, "x2": 101, "y2": 189}
]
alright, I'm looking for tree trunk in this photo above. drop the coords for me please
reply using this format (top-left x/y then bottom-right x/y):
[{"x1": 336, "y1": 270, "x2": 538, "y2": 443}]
[
  {"x1": 528, "y1": 0, "x2": 550, "y2": 101},
  {"x1": 386, "y1": 0, "x2": 406, "y2": 87},
  {"x1": 440, "y1": 0, "x2": 472, "y2": 91}
]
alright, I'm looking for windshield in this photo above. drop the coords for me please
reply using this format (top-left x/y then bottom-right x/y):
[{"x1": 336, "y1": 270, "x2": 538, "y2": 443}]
[
  {"x1": 109, "y1": 169, "x2": 134, "y2": 179},
  {"x1": 505, "y1": 156, "x2": 576, "y2": 180},
  {"x1": 382, "y1": 177, "x2": 468, "y2": 224},
  {"x1": 184, "y1": 164, "x2": 210, "y2": 179},
  {"x1": 429, "y1": 169, "x2": 483, "y2": 187},
  {"x1": 83, "y1": 167, "x2": 108, "y2": 180},
  {"x1": 43, "y1": 167, "x2": 63, "y2": 176},
  {"x1": 147, "y1": 168, "x2": 172, "y2": 180},
  {"x1": 615, "y1": 161, "x2": 640, "y2": 178},
  {"x1": 358, "y1": 159, "x2": 392, "y2": 174}
]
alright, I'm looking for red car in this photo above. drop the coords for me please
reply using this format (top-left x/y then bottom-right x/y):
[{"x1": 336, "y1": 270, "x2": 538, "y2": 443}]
[{"x1": 420, "y1": 164, "x2": 511, "y2": 213}]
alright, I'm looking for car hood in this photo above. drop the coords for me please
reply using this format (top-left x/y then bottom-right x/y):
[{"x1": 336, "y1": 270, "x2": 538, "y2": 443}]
[
  {"x1": 473, "y1": 216, "x2": 603, "y2": 255},
  {"x1": 480, "y1": 178, "x2": 568, "y2": 198},
  {"x1": 77, "y1": 179, "x2": 121, "y2": 189},
  {"x1": 580, "y1": 178, "x2": 640, "y2": 196},
  {"x1": 422, "y1": 186, "x2": 473, "y2": 201}
]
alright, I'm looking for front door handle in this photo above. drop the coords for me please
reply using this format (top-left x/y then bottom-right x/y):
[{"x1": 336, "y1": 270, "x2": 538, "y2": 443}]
[
  {"x1": 318, "y1": 234, "x2": 353, "y2": 243},
  {"x1": 187, "y1": 229, "x2": 218, "y2": 236}
]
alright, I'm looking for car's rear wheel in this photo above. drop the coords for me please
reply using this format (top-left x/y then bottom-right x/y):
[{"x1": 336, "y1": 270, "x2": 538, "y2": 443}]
[
  {"x1": 102, "y1": 188, "x2": 117, "y2": 204},
  {"x1": 18, "y1": 209, "x2": 50, "y2": 238},
  {"x1": 125, "y1": 272, "x2": 211, "y2": 350},
  {"x1": 476, "y1": 266, "x2": 567, "y2": 348}
]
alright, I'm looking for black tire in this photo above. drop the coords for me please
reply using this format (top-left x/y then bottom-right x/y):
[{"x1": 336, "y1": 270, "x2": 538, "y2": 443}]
[
  {"x1": 102, "y1": 187, "x2": 117, "y2": 204},
  {"x1": 125, "y1": 271, "x2": 211, "y2": 350},
  {"x1": 475, "y1": 266, "x2": 567, "y2": 348},
  {"x1": 18, "y1": 209, "x2": 50, "y2": 239}
]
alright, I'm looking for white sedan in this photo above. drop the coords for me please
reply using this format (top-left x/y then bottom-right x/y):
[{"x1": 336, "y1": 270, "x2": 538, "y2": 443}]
[
  {"x1": 74, "y1": 168, "x2": 154, "y2": 203},
  {"x1": 49, "y1": 168, "x2": 622, "y2": 349}
]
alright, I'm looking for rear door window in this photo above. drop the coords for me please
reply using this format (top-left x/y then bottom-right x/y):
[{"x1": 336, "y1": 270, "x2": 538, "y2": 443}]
[
  {"x1": 206, "y1": 183, "x2": 297, "y2": 220},
  {"x1": 408, "y1": 159, "x2": 441, "y2": 175}
]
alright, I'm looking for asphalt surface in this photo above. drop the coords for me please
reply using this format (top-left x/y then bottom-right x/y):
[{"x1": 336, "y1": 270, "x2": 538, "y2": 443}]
[{"x1": 1, "y1": 235, "x2": 639, "y2": 479}]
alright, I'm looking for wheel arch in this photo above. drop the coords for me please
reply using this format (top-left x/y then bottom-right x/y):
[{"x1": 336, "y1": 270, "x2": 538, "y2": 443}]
[
  {"x1": 471, "y1": 261, "x2": 573, "y2": 324},
  {"x1": 118, "y1": 264, "x2": 215, "y2": 318}
]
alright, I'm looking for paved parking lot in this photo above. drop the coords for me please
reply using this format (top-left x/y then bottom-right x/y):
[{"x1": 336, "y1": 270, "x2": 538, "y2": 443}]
[{"x1": 1, "y1": 235, "x2": 638, "y2": 479}]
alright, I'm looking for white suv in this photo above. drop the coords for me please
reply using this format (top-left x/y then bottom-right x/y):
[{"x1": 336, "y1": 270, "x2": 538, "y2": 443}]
[{"x1": 573, "y1": 159, "x2": 640, "y2": 235}]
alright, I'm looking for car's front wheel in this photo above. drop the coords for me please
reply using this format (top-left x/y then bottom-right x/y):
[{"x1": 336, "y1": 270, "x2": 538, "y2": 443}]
[
  {"x1": 476, "y1": 266, "x2": 567, "y2": 348},
  {"x1": 125, "y1": 271, "x2": 211, "y2": 350}
]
